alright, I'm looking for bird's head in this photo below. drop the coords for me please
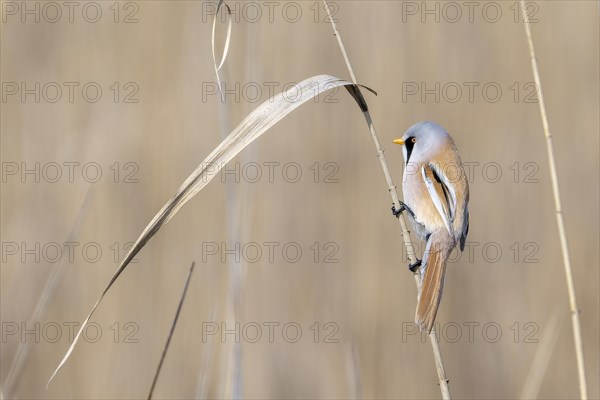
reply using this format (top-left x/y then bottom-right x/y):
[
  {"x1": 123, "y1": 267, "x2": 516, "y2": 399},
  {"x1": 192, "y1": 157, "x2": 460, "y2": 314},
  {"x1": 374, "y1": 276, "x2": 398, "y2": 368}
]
[{"x1": 393, "y1": 121, "x2": 451, "y2": 164}]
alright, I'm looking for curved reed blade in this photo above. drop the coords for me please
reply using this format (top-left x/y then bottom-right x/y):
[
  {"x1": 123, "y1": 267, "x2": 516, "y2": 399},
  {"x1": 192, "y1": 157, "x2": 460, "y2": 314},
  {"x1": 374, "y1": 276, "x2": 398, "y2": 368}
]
[
  {"x1": 47, "y1": 74, "x2": 370, "y2": 387},
  {"x1": 211, "y1": 0, "x2": 232, "y2": 100}
]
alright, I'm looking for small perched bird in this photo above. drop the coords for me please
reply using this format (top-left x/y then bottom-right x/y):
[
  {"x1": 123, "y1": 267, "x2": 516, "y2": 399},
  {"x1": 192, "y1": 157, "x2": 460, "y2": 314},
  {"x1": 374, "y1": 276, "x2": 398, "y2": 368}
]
[{"x1": 392, "y1": 121, "x2": 469, "y2": 333}]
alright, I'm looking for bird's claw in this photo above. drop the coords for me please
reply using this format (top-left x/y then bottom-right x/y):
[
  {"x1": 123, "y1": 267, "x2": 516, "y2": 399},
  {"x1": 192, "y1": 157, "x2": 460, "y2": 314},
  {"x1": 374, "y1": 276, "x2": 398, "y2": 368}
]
[
  {"x1": 392, "y1": 201, "x2": 407, "y2": 218},
  {"x1": 392, "y1": 201, "x2": 414, "y2": 218},
  {"x1": 408, "y1": 259, "x2": 422, "y2": 273}
]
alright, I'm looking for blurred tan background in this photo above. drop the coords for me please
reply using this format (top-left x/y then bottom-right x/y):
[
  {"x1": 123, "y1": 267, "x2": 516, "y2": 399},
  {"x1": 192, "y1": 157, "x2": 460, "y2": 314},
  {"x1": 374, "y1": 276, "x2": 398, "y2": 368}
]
[{"x1": 1, "y1": 1, "x2": 598, "y2": 399}]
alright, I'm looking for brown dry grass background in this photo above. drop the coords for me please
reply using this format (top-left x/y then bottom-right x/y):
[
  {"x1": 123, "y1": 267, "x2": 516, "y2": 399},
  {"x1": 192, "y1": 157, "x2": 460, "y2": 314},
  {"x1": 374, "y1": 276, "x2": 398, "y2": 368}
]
[{"x1": 1, "y1": 1, "x2": 598, "y2": 399}]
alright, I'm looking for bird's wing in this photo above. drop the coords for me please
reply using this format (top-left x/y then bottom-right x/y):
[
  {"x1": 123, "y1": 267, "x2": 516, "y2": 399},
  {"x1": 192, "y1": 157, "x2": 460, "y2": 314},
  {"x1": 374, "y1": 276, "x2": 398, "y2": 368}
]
[{"x1": 421, "y1": 163, "x2": 454, "y2": 236}]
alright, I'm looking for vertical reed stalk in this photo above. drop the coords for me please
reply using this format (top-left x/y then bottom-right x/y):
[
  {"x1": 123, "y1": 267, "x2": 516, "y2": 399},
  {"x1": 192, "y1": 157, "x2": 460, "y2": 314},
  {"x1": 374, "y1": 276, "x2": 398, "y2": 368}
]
[
  {"x1": 323, "y1": 2, "x2": 451, "y2": 398},
  {"x1": 519, "y1": 2, "x2": 587, "y2": 398},
  {"x1": 216, "y1": 69, "x2": 243, "y2": 400},
  {"x1": 148, "y1": 261, "x2": 196, "y2": 400}
]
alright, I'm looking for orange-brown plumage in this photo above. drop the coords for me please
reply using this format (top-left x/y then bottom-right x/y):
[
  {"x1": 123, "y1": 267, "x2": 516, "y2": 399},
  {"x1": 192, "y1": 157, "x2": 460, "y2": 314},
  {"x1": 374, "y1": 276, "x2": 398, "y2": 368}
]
[{"x1": 394, "y1": 121, "x2": 470, "y2": 333}]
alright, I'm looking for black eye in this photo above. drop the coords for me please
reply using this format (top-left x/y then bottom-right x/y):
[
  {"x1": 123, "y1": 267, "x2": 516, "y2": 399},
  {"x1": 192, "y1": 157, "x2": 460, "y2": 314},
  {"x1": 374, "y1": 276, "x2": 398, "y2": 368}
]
[{"x1": 411, "y1": 137, "x2": 417, "y2": 143}]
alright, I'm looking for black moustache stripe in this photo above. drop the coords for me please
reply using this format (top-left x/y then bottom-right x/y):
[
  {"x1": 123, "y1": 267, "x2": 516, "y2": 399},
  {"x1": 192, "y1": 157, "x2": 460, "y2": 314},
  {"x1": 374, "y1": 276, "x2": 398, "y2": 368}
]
[{"x1": 405, "y1": 137, "x2": 415, "y2": 164}]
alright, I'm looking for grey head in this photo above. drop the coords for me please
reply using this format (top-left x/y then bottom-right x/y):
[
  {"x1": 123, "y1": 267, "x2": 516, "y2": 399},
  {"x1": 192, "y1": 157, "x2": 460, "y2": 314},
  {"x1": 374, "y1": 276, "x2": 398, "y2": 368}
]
[{"x1": 394, "y1": 121, "x2": 453, "y2": 164}]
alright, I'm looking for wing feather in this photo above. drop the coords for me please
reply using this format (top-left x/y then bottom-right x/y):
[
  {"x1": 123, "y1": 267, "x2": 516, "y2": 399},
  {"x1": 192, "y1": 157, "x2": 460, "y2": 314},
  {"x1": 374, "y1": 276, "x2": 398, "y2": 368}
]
[{"x1": 421, "y1": 165, "x2": 453, "y2": 235}]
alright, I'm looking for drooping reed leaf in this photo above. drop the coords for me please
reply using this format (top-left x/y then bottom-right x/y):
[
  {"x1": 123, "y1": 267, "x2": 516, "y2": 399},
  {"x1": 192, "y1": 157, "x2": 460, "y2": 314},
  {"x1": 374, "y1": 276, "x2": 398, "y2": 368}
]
[{"x1": 47, "y1": 74, "x2": 371, "y2": 386}]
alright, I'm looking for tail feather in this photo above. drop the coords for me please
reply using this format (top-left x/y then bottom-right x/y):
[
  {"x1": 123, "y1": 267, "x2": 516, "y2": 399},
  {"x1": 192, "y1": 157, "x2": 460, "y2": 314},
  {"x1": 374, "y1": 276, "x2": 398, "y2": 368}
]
[{"x1": 415, "y1": 235, "x2": 452, "y2": 333}]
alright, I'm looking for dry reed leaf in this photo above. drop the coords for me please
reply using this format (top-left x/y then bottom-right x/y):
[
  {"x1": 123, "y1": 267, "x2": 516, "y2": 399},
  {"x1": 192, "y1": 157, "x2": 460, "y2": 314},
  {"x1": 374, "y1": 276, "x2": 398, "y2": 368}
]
[
  {"x1": 47, "y1": 74, "x2": 371, "y2": 386},
  {"x1": 211, "y1": 0, "x2": 232, "y2": 96}
]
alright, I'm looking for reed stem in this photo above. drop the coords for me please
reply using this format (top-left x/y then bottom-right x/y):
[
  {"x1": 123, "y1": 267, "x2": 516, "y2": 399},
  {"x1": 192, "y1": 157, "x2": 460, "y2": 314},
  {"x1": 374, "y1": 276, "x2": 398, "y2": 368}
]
[
  {"x1": 323, "y1": 2, "x2": 451, "y2": 398},
  {"x1": 148, "y1": 262, "x2": 196, "y2": 400},
  {"x1": 519, "y1": 2, "x2": 587, "y2": 398}
]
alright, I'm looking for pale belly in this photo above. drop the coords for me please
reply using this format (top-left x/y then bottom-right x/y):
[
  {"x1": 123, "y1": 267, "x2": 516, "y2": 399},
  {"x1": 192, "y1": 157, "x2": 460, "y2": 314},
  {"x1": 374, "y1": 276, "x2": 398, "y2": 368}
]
[{"x1": 402, "y1": 167, "x2": 447, "y2": 241}]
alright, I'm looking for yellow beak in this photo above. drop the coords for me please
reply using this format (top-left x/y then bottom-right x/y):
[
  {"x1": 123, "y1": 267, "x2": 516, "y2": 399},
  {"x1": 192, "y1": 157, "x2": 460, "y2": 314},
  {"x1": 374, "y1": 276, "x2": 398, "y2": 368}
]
[{"x1": 393, "y1": 138, "x2": 405, "y2": 145}]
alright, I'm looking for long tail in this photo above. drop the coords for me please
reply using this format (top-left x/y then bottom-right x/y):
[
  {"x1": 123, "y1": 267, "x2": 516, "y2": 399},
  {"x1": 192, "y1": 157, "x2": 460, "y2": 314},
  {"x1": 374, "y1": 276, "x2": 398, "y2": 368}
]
[{"x1": 416, "y1": 233, "x2": 454, "y2": 333}]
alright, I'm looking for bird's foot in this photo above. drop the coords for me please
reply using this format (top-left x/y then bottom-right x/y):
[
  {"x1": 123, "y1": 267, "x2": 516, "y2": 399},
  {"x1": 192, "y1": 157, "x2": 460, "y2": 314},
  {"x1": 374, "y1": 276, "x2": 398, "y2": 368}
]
[
  {"x1": 392, "y1": 201, "x2": 414, "y2": 218},
  {"x1": 408, "y1": 259, "x2": 422, "y2": 273},
  {"x1": 391, "y1": 202, "x2": 404, "y2": 218}
]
